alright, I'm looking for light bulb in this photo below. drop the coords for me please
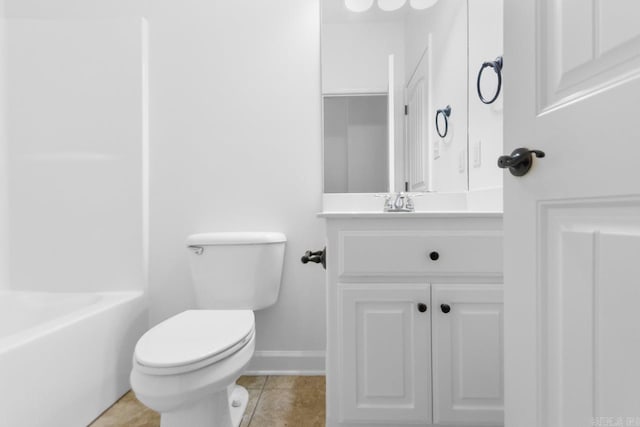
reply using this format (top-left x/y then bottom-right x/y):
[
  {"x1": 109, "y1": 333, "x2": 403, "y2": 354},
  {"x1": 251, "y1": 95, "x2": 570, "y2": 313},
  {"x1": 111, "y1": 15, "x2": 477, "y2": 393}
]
[
  {"x1": 378, "y1": 0, "x2": 406, "y2": 11},
  {"x1": 344, "y1": 0, "x2": 374, "y2": 12},
  {"x1": 409, "y1": 0, "x2": 439, "y2": 10}
]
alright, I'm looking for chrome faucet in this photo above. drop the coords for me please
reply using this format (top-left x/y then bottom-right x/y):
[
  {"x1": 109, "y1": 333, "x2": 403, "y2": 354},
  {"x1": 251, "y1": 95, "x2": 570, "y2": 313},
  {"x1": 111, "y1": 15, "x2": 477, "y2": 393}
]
[{"x1": 376, "y1": 192, "x2": 420, "y2": 212}]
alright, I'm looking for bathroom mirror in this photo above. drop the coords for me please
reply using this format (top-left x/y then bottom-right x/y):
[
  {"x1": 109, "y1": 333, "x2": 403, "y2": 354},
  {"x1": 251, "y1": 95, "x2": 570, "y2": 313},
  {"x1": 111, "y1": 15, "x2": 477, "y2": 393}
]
[{"x1": 321, "y1": 0, "x2": 471, "y2": 194}]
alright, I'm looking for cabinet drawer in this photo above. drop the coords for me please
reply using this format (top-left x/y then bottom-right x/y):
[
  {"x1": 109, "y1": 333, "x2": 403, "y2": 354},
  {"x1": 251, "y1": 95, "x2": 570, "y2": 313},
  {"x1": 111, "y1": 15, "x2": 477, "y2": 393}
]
[{"x1": 338, "y1": 231, "x2": 502, "y2": 277}]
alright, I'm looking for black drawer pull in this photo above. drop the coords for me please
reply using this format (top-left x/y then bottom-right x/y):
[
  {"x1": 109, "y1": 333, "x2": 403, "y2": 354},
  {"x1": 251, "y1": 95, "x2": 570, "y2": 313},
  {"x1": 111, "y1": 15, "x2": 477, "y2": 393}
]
[
  {"x1": 417, "y1": 303, "x2": 428, "y2": 313},
  {"x1": 441, "y1": 304, "x2": 451, "y2": 314},
  {"x1": 429, "y1": 251, "x2": 440, "y2": 261}
]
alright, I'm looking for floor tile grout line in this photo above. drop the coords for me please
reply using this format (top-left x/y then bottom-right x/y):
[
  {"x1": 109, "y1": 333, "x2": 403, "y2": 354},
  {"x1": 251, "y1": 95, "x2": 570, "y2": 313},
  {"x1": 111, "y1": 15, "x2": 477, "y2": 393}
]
[{"x1": 246, "y1": 376, "x2": 267, "y2": 427}]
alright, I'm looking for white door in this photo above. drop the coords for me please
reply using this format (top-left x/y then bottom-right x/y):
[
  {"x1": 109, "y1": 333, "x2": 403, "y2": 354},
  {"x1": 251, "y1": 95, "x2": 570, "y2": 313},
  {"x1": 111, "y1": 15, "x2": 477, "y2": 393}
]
[
  {"x1": 338, "y1": 284, "x2": 431, "y2": 424},
  {"x1": 432, "y1": 284, "x2": 504, "y2": 426},
  {"x1": 405, "y1": 45, "x2": 432, "y2": 192},
  {"x1": 504, "y1": 2, "x2": 640, "y2": 427}
]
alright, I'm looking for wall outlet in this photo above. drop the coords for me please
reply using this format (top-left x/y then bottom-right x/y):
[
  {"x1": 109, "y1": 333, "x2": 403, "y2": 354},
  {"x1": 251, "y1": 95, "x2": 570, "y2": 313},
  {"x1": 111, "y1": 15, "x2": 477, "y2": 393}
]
[
  {"x1": 473, "y1": 140, "x2": 482, "y2": 168},
  {"x1": 433, "y1": 140, "x2": 440, "y2": 159},
  {"x1": 458, "y1": 149, "x2": 466, "y2": 173}
]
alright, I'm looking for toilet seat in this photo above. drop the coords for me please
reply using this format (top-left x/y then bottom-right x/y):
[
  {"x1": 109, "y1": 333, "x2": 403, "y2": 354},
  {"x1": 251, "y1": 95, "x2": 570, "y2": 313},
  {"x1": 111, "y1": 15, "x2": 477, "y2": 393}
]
[{"x1": 134, "y1": 310, "x2": 255, "y2": 375}]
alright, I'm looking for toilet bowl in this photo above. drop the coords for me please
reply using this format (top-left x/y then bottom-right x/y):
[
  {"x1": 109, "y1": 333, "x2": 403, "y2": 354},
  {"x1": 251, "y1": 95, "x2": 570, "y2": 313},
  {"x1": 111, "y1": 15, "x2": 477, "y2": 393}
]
[
  {"x1": 131, "y1": 310, "x2": 256, "y2": 427},
  {"x1": 130, "y1": 232, "x2": 286, "y2": 427}
]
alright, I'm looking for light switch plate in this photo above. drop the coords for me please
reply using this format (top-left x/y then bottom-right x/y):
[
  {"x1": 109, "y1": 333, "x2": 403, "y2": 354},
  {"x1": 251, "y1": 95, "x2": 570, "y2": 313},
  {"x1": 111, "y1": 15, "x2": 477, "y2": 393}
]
[
  {"x1": 459, "y1": 149, "x2": 466, "y2": 173},
  {"x1": 433, "y1": 140, "x2": 440, "y2": 159}
]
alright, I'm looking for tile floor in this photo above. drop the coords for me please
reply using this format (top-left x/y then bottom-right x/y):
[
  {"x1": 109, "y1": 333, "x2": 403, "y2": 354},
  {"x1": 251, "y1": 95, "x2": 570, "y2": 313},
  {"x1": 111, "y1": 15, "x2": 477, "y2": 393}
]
[{"x1": 90, "y1": 375, "x2": 326, "y2": 427}]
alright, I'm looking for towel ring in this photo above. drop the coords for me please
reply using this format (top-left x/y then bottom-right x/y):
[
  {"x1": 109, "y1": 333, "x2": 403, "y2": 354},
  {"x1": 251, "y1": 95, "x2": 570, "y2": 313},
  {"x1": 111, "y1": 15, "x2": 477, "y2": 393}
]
[
  {"x1": 477, "y1": 56, "x2": 503, "y2": 104},
  {"x1": 435, "y1": 105, "x2": 452, "y2": 138}
]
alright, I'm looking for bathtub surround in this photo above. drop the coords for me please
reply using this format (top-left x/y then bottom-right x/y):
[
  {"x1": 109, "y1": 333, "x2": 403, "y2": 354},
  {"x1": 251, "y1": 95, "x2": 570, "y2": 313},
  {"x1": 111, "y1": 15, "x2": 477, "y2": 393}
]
[
  {"x1": 0, "y1": 13, "x2": 8, "y2": 291},
  {"x1": 5, "y1": 18, "x2": 147, "y2": 293},
  {"x1": 0, "y1": 11, "x2": 150, "y2": 427},
  {"x1": 2, "y1": 0, "x2": 326, "y2": 374}
]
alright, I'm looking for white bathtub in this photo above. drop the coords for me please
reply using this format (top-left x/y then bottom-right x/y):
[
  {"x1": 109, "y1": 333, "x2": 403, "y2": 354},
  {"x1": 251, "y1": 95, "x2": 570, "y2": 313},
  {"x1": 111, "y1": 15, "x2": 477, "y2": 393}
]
[{"x1": 0, "y1": 290, "x2": 148, "y2": 427}]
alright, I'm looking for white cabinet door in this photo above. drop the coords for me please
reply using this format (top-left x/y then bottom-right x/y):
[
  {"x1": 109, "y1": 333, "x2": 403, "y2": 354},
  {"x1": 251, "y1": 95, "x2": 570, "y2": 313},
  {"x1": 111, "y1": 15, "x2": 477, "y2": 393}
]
[
  {"x1": 432, "y1": 284, "x2": 504, "y2": 426},
  {"x1": 338, "y1": 284, "x2": 431, "y2": 424}
]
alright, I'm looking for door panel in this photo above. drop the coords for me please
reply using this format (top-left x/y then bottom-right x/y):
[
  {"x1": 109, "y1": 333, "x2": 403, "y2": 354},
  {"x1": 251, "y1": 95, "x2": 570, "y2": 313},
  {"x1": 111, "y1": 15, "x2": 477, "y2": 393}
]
[
  {"x1": 432, "y1": 284, "x2": 504, "y2": 425},
  {"x1": 338, "y1": 284, "x2": 431, "y2": 424},
  {"x1": 539, "y1": 0, "x2": 640, "y2": 111},
  {"x1": 505, "y1": 0, "x2": 640, "y2": 426},
  {"x1": 540, "y1": 201, "x2": 640, "y2": 427}
]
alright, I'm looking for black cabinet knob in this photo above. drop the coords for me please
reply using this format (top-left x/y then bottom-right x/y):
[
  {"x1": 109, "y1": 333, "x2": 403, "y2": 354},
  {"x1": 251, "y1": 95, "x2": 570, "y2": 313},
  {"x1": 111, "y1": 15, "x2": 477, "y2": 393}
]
[
  {"x1": 417, "y1": 303, "x2": 428, "y2": 313},
  {"x1": 440, "y1": 304, "x2": 451, "y2": 314},
  {"x1": 429, "y1": 251, "x2": 440, "y2": 261}
]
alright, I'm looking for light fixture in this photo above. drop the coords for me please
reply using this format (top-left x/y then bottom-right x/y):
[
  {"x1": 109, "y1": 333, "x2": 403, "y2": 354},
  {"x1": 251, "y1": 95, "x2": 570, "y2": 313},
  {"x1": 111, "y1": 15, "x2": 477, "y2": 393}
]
[
  {"x1": 377, "y1": 0, "x2": 406, "y2": 11},
  {"x1": 344, "y1": 0, "x2": 374, "y2": 12},
  {"x1": 409, "y1": 0, "x2": 439, "y2": 10}
]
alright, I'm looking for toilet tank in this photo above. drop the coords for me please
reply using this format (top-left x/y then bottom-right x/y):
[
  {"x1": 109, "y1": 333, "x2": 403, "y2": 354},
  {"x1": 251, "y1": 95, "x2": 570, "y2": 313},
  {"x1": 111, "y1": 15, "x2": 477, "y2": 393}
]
[{"x1": 185, "y1": 232, "x2": 286, "y2": 310}]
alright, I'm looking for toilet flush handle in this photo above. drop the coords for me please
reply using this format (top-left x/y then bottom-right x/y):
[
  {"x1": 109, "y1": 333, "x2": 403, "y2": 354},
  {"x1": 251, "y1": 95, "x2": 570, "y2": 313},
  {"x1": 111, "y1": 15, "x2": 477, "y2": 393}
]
[{"x1": 188, "y1": 245, "x2": 204, "y2": 255}]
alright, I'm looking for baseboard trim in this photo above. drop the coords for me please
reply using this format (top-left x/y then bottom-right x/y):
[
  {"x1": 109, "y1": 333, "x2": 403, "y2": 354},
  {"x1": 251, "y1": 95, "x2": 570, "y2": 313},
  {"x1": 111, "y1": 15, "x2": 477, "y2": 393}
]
[{"x1": 245, "y1": 350, "x2": 325, "y2": 376}]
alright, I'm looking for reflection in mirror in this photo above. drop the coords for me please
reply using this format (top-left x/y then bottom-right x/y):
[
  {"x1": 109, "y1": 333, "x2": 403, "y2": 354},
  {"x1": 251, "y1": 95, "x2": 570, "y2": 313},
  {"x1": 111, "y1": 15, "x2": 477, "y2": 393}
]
[
  {"x1": 476, "y1": 56, "x2": 503, "y2": 105},
  {"x1": 323, "y1": 94, "x2": 389, "y2": 193},
  {"x1": 321, "y1": 0, "x2": 470, "y2": 194}
]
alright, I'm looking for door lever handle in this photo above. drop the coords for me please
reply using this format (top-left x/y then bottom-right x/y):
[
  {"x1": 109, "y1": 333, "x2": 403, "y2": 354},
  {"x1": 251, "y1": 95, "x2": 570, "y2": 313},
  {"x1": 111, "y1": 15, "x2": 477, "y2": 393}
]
[{"x1": 498, "y1": 148, "x2": 545, "y2": 176}]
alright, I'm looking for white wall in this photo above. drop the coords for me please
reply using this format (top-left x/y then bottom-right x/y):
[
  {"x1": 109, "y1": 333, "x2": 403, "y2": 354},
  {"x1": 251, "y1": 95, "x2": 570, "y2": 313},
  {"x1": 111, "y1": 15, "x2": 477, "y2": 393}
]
[
  {"x1": 3, "y1": 0, "x2": 327, "y2": 371},
  {"x1": 468, "y1": 0, "x2": 503, "y2": 192},
  {"x1": 147, "y1": 0, "x2": 325, "y2": 370},
  {"x1": 405, "y1": 0, "x2": 468, "y2": 193}
]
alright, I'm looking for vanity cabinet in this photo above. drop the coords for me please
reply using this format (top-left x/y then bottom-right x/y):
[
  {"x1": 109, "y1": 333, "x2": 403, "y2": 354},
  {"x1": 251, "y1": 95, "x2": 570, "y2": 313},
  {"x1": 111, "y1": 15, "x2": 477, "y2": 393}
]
[
  {"x1": 339, "y1": 284, "x2": 432, "y2": 424},
  {"x1": 323, "y1": 213, "x2": 504, "y2": 427},
  {"x1": 432, "y1": 285, "x2": 504, "y2": 425}
]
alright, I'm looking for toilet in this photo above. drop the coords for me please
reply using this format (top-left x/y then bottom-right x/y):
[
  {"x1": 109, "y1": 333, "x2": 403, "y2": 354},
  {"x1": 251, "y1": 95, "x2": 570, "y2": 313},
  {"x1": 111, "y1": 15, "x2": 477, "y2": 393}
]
[{"x1": 130, "y1": 232, "x2": 286, "y2": 427}]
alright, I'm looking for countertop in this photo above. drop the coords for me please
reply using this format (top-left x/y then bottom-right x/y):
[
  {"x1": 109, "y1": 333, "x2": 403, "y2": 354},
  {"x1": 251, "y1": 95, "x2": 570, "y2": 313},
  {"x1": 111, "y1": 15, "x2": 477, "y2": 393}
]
[{"x1": 317, "y1": 211, "x2": 503, "y2": 219}]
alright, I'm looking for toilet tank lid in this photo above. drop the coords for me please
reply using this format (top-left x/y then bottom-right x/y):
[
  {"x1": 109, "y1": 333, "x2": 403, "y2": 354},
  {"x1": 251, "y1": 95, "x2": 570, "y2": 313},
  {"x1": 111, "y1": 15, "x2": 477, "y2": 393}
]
[{"x1": 186, "y1": 232, "x2": 287, "y2": 246}]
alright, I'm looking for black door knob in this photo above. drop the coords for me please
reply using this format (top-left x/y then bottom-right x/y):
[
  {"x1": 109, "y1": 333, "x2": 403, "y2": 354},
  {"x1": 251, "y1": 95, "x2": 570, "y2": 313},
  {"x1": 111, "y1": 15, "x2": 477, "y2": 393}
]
[
  {"x1": 429, "y1": 251, "x2": 440, "y2": 261},
  {"x1": 497, "y1": 148, "x2": 545, "y2": 177},
  {"x1": 440, "y1": 304, "x2": 451, "y2": 313},
  {"x1": 417, "y1": 303, "x2": 428, "y2": 313}
]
